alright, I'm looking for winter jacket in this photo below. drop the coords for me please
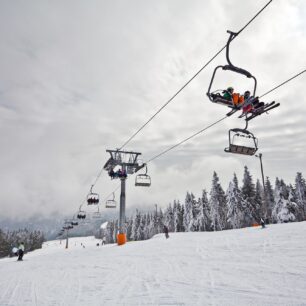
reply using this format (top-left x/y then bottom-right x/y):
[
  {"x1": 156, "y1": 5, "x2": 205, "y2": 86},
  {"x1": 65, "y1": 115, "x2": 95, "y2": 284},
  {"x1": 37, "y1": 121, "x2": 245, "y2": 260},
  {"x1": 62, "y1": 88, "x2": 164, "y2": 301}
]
[
  {"x1": 18, "y1": 244, "x2": 25, "y2": 252},
  {"x1": 222, "y1": 91, "x2": 232, "y2": 101}
]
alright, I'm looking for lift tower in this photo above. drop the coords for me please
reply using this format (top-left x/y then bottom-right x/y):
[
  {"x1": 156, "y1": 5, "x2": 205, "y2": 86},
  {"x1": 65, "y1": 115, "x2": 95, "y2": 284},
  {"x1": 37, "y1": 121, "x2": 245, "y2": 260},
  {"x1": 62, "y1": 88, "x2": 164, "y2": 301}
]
[{"x1": 104, "y1": 149, "x2": 144, "y2": 245}]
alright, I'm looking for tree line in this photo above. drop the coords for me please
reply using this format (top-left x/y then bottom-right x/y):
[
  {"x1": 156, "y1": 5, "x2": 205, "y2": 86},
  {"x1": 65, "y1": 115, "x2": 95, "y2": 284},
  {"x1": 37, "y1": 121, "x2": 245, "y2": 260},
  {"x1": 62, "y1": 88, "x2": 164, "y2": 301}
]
[
  {"x1": 0, "y1": 228, "x2": 45, "y2": 258},
  {"x1": 100, "y1": 167, "x2": 306, "y2": 243}
]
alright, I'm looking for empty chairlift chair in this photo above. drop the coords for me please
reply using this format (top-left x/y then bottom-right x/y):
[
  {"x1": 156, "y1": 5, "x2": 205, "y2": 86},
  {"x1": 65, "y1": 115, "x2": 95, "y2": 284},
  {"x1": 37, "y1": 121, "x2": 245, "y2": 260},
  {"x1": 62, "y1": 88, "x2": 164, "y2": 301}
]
[
  {"x1": 224, "y1": 128, "x2": 258, "y2": 156},
  {"x1": 92, "y1": 206, "x2": 102, "y2": 219},
  {"x1": 105, "y1": 193, "x2": 117, "y2": 208},
  {"x1": 135, "y1": 166, "x2": 151, "y2": 187}
]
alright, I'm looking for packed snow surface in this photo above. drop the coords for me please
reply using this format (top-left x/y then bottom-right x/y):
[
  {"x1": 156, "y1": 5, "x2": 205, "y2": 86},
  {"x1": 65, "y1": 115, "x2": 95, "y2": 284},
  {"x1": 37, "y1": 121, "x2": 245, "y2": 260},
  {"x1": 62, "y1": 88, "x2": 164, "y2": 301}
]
[{"x1": 1, "y1": 222, "x2": 306, "y2": 306}]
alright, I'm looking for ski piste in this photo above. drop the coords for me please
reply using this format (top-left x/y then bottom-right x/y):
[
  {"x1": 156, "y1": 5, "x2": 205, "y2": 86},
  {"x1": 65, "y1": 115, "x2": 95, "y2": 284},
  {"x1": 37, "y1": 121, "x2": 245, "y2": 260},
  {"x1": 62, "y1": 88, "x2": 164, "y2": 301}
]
[{"x1": 1, "y1": 223, "x2": 306, "y2": 305}]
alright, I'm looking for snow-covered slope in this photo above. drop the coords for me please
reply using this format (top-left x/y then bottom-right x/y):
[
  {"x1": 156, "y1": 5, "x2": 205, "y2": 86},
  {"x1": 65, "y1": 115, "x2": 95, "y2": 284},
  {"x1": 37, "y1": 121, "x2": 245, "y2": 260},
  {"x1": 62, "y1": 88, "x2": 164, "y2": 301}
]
[{"x1": 1, "y1": 222, "x2": 306, "y2": 306}]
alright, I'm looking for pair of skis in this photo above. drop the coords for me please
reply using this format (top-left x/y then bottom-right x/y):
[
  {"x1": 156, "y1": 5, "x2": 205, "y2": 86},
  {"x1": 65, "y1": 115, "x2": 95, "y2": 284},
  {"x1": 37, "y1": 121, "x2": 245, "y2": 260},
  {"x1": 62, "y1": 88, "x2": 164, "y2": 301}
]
[
  {"x1": 235, "y1": 101, "x2": 280, "y2": 121},
  {"x1": 245, "y1": 101, "x2": 280, "y2": 121}
]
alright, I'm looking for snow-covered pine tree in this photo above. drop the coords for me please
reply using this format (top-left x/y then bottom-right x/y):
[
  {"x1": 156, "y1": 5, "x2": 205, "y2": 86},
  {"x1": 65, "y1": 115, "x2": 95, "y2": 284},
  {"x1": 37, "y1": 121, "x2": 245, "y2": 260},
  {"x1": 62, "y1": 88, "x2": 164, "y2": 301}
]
[
  {"x1": 144, "y1": 213, "x2": 152, "y2": 239},
  {"x1": 178, "y1": 201, "x2": 185, "y2": 232},
  {"x1": 226, "y1": 173, "x2": 245, "y2": 229},
  {"x1": 157, "y1": 208, "x2": 164, "y2": 233},
  {"x1": 126, "y1": 218, "x2": 133, "y2": 240},
  {"x1": 173, "y1": 200, "x2": 179, "y2": 232},
  {"x1": 288, "y1": 184, "x2": 302, "y2": 221},
  {"x1": 131, "y1": 210, "x2": 141, "y2": 241},
  {"x1": 209, "y1": 172, "x2": 227, "y2": 231},
  {"x1": 241, "y1": 166, "x2": 258, "y2": 225},
  {"x1": 193, "y1": 197, "x2": 204, "y2": 231},
  {"x1": 265, "y1": 177, "x2": 275, "y2": 223},
  {"x1": 150, "y1": 209, "x2": 159, "y2": 237},
  {"x1": 201, "y1": 189, "x2": 212, "y2": 231},
  {"x1": 165, "y1": 203, "x2": 175, "y2": 232},
  {"x1": 138, "y1": 213, "x2": 146, "y2": 240},
  {"x1": 183, "y1": 192, "x2": 196, "y2": 232},
  {"x1": 295, "y1": 172, "x2": 306, "y2": 220},
  {"x1": 255, "y1": 179, "x2": 264, "y2": 220},
  {"x1": 272, "y1": 178, "x2": 298, "y2": 223}
]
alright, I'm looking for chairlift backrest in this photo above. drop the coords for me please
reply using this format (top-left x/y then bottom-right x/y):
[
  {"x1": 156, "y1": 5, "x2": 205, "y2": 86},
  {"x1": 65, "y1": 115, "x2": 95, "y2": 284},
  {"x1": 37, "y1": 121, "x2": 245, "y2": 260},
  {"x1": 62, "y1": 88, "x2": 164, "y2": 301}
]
[
  {"x1": 106, "y1": 199, "x2": 116, "y2": 208},
  {"x1": 92, "y1": 212, "x2": 102, "y2": 218},
  {"x1": 135, "y1": 174, "x2": 151, "y2": 187},
  {"x1": 105, "y1": 192, "x2": 116, "y2": 208}
]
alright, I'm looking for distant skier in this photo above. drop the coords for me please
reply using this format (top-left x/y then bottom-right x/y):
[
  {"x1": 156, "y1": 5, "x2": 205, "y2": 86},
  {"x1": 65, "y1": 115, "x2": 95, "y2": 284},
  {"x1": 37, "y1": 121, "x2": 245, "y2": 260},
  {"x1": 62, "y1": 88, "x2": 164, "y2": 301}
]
[
  {"x1": 260, "y1": 218, "x2": 266, "y2": 229},
  {"x1": 102, "y1": 236, "x2": 106, "y2": 246},
  {"x1": 163, "y1": 225, "x2": 169, "y2": 239},
  {"x1": 17, "y1": 242, "x2": 25, "y2": 261}
]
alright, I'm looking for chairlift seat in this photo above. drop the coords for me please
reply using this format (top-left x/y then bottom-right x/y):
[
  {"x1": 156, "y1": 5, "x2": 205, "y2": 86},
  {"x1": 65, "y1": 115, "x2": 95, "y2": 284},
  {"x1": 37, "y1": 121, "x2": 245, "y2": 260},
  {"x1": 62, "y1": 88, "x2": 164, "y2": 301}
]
[
  {"x1": 87, "y1": 194, "x2": 99, "y2": 205},
  {"x1": 135, "y1": 174, "x2": 151, "y2": 187},
  {"x1": 92, "y1": 212, "x2": 102, "y2": 219},
  {"x1": 106, "y1": 200, "x2": 116, "y2": 208},
  {"x1": 225, "y1": 144, "x2": 256, "y2": 156},
  {"x1": 224, "y1": 128, "x2": 258, "y2": 156}
]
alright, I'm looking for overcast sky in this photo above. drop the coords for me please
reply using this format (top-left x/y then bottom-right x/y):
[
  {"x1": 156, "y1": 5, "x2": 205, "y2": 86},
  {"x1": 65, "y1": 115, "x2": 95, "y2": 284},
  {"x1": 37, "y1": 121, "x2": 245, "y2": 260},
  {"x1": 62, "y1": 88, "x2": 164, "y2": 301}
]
[{"x1": 0, "y1": 0, "x2": 305, "y2": 220}]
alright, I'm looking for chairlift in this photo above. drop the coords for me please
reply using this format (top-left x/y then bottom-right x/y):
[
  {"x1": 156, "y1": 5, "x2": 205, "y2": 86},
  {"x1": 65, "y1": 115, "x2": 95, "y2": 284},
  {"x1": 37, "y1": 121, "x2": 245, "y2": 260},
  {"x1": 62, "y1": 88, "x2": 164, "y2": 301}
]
[
  {"x1": 77, "y1": 211, "x2": 86, "y2": 219},
  {"x1": 207, "y1": 30, "x2": 257, "y2": 112},
  {"x1": 92, "y1": 207, "x2": 102, "y2": 219},
  {"x1": 224, "y1": 128, "x2": 258, "y2": 156},
  {"x1": 135, "y1": 165, "x2": 151, "y2": 187},
  {"x1": 106, "y1": 193, "x2": 117, "y2": 208},
  {"x1": 87, "y1": 185, "x2": 99, "y2": 205},
  {"x1": 71, "y1": 221, "x2": 78, "y2": 226}
]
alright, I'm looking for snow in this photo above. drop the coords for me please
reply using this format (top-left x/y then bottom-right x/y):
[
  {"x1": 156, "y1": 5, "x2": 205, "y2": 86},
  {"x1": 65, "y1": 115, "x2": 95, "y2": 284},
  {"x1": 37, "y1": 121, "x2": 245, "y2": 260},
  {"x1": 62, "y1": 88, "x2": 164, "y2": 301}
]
[
  {"x1": 100, "y1": 221, "x2": 108, "y2": 229},
  {"x1": 1, "y1": 222, "x2": 306, "y2": 306}
]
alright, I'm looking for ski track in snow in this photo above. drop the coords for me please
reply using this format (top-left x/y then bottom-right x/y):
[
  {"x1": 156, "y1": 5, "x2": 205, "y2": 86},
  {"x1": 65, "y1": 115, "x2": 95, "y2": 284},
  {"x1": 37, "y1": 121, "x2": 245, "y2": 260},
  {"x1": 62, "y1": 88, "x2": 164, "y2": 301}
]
[{"x1": 1, "y1": 223, "x2": 306, "y2": 305}]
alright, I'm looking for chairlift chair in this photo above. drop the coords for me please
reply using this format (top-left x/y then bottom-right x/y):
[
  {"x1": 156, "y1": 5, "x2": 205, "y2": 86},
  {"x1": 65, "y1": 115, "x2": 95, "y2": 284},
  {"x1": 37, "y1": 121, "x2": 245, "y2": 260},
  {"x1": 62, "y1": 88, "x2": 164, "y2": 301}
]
[
  {"x1": 77, "y1": 211, "x2": 86, "y2": 219},
  {"x1": 92, "y1": 207, "x2": 102, "y2": 219},
  {"x1": 92, "y1": 212, "x2": 102, "y2": 219},
  {"x1": 105, "y1": 193, "x2": 117, "y2": 208},
  {"x1": 135, "y1": 165, "x2": 151, "y2": 187},
  {"x1": 224, "y1": 128, "x2": 258, "y2": 156},
  {"x1": 207, "y1": 31, "x2": 257, "y2": 111},
  {"x1": 87, "y1": 185, "x2": 99, "y2": 205}
]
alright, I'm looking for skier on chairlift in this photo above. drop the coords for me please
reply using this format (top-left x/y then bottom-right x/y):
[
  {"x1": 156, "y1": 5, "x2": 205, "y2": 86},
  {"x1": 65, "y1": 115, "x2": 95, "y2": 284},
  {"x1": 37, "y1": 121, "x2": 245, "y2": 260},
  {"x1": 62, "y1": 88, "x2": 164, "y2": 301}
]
[
  {"x1": 222, "y1": 87, "x2": 234, "y2": 101},
  {"x1": 109, "y1": 169, "x2": 115, "y2": 179},
  {"x1": 222, "y1": 87, "x2": 244, "y2": 108},
  {"x1": 242, "y1": 91, "x2": 265, "y2": 113}
]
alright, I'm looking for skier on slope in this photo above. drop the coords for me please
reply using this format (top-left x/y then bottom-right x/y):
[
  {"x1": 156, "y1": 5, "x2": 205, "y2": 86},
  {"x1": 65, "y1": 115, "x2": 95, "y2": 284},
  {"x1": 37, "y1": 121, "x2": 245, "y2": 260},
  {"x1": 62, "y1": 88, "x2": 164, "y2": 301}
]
[
  {"x1": 163, "y1": 225, "x2": 169, "y2": 239},
  {"x1": 17, "y1": 242, "x2": 25, "y2": 261},
  {"x1": 260, "y1": 218, "x2": 266, "y2": 229}
]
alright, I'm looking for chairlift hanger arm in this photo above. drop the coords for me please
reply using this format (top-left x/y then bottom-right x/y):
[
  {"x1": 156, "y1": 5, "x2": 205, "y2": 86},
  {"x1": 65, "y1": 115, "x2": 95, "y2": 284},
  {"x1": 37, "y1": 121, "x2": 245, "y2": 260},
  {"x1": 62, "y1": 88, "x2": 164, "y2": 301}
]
[{"x1": 224, "y1": 30, "x2": 257, "y2": 93}]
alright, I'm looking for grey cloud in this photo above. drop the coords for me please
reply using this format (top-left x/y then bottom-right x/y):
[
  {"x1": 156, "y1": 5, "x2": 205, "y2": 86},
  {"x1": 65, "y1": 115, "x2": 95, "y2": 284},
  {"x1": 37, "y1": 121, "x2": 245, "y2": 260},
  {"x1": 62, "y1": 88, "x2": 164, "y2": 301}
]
[{"x1": 0, "y1": 0, "x2": 305, "y2": 219}]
